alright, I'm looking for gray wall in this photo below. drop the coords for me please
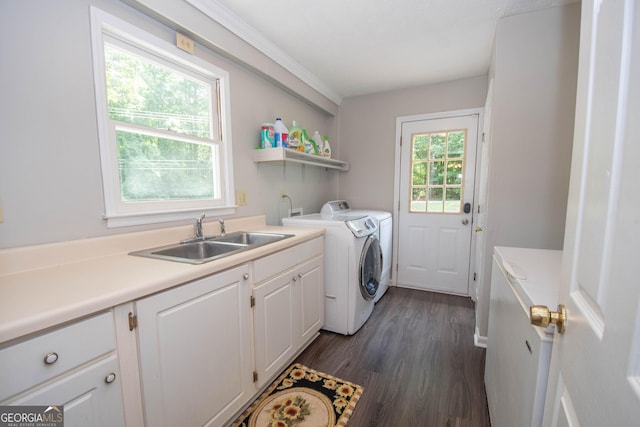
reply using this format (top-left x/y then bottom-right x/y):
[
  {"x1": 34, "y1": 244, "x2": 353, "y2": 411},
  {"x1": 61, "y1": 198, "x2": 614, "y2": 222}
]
[
  {"x1": 476, "y1": 3, "x2": 580, "y2": 338},
  {"x1": 0, "y1": 0, "x2": 339, "y2": 249},
  {"x1": 338, "y1": 76, "x2": 489, "y2": 210}
]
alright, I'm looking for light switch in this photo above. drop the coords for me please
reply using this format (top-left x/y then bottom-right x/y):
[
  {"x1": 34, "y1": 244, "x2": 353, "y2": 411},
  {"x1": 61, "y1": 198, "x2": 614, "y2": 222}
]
[{"x1": 235, "y1": 190, "x2": 247, "y2": 206}]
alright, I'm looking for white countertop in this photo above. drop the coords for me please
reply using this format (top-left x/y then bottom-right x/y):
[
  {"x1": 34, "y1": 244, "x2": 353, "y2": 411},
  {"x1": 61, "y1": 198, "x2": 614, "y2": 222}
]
[
  {"x1": 493, "y1": 246, "x2": 563, "y2": 315},
  {"x1": 0, "y1": 216, "x2": 324, "y2": 344}
]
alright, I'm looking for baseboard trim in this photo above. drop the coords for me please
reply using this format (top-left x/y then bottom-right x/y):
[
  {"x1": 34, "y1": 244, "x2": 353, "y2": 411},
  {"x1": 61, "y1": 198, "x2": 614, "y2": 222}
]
[{"x1": 474, "y1": 327, "x2": 487, "y2": 348}]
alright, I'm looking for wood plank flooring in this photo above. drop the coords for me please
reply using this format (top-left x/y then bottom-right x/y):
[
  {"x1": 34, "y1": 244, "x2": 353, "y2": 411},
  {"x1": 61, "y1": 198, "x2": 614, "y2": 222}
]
[{"x1": 294, "y1": 286, "x2": 492, "y2": 427}]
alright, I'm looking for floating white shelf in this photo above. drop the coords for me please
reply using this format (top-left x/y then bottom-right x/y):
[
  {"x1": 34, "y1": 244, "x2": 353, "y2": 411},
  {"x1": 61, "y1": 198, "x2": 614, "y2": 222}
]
[{"x1": 253, "y1": 148, "x2": 349, "y2": 171}]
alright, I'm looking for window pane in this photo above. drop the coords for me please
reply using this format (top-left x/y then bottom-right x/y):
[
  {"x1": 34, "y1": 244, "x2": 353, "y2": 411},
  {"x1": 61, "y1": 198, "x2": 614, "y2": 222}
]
[
  {"x1": 411, "y1": 188, "x2": 427, "y2": 212},
  {"x1": 412, "y1": 162, "x2": 427, "y2": 185},
  {"x1": 429, "y1": 161, "x2": 445, "y2": 185},
  {"x1": 445, "y1": 188, "x2": 462, "y2": 213},
  {"x1": 117, "y1": 130, "x2": 216, "y2": 201},
  {"x1": 428, "y1": 187, "x2": 444, "y2": 212},
  {"x1": 430, "y1": 133, "x2": 446, "y2": 159},
  {"x1": 448, "y1": 131, "x2": 465, "y2": 158},
  {"x1": 105, "y1": 44, "x2": 212, "y2": 139},
  {"x1": 446, "y1": 160, "x2": 463, "y2": 185},
  {"x1": 412, "y1": 134, "x2": 429, "y2": 160}
]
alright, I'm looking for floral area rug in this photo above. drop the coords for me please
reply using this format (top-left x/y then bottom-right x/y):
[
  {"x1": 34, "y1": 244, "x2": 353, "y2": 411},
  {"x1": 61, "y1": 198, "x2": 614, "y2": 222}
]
[{"x1": 231, "y1": 363, "x2": 363, "y2": 427}]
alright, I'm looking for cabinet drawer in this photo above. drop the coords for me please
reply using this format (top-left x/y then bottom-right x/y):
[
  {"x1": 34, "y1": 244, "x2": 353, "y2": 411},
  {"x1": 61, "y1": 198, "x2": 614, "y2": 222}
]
[
  {"x1": 0, "y1": 311, "x2": 116, "y2": 401},
  {"x1": 253, "y1": 237, "x2": 323, "y2": 284}
]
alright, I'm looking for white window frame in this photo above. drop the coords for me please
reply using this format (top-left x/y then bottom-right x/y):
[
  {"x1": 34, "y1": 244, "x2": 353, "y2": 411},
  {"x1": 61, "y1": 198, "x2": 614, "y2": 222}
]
[{"x1": 90, "y1": 7, "x2": 235, "y2": 228}]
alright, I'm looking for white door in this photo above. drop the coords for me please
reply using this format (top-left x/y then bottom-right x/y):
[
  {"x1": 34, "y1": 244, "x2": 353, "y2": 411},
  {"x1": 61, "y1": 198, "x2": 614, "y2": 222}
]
[
  {"x1": 396, "y1": 113, "x2": 479, "y2": 295},
  {"x1": 541, "y1": 1, "x2": 640, "y2": 426}
]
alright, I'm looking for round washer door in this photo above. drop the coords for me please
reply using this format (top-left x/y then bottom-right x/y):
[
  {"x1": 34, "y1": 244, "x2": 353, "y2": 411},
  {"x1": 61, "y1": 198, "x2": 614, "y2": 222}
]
[{"x1": 359, "y1": 235, "x2": 382, "y2": 301}]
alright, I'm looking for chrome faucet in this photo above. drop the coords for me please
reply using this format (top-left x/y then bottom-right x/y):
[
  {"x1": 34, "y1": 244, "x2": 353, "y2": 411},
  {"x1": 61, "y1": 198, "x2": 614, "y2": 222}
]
[
  {"x1": 219, "y1": 219, "x2": 226, "y2": 237},
  {"x1": 194, "y1": 213, "x2": 205, "y2": 240}
]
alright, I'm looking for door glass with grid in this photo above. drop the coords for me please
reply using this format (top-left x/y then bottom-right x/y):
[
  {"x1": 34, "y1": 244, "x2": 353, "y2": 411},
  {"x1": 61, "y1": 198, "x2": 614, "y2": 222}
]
[
  {"x1": 410, "y1": 130, "x2": 466, "y2": 214},
  {"x1": 398, "y1": 114, "x2": 479, "y2": 295}
]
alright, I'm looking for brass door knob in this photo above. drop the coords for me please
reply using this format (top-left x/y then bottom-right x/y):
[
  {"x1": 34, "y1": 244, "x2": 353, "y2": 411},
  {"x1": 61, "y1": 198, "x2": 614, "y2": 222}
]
[{"x1": 530, "y1": 304, "x2": 567, "y2": 334}]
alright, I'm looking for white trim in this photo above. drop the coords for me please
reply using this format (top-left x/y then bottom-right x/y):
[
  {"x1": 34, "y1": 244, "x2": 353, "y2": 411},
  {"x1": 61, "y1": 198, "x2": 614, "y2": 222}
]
[
  {"x1": 392, "y1": 108, "x2": 485, "y2": 299},
  {"x1": 474, "y1": 327, "x2": 488, "y2": 348},
  {"x1": 90, "y1": 7, "x2": 236, "y2": 228},
  {"x1": 104, "y1": 207, "x2": 236, "y2": 228},
  {"x1": 185, "y1": 0, "x2": 343, "y2": 105}
]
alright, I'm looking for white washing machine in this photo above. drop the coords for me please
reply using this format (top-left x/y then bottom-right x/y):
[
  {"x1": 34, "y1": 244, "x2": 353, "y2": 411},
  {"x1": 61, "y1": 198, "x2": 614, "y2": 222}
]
[
  {"x1": 282, "y1": 213, "x2": 382, "y2": 335},
  {"x1": 321, "y1": 201, "x2": 392, "y2": 302}
]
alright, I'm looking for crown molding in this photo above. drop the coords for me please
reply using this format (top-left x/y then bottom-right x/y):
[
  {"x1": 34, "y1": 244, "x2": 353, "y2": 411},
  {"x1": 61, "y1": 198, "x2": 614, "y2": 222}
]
[{"x1": 186, "y1": 0, "x2": 343, "y2": 105}]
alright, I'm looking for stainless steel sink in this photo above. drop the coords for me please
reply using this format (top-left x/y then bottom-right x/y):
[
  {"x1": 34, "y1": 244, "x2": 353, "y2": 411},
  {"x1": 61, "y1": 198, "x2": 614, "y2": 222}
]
[
  {"x1": 129, "y1": 231, "x2": 293, "y2": 264},
  {"x1": 216, "y1": 231, "x2": 292, "y2": 246}
]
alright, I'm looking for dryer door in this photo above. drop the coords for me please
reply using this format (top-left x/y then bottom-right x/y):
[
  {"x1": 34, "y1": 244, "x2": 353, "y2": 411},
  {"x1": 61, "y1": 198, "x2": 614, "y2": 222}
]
[{"x1": 359, "y1": 235, "x2": 382, "y2": 300}]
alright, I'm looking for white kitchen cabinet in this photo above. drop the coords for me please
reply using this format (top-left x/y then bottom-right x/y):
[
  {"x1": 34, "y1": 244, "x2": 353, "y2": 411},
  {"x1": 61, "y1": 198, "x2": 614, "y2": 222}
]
[
  {"x1": 0, "y1": 311, "x2": 125, "y2": 427},
  {"x1": 252, "y1": 238, "x2": 323, "y2": 388},
  {"x1": 485, "y1": 248, "x2": 560, "y2": 427},
  {"x1": 135, "y1": 264, "x2": 253, "y2": 427}
]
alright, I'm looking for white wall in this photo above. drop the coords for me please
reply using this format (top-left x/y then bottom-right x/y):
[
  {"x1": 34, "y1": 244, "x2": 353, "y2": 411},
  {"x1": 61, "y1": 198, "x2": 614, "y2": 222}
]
[
  {"x1": 0, "y1": 0, "x2": 339, "y2": 249},
  {"x1": 338, "y1": 76, "x2": 489, "y2": 211},
  {"x1": 476, "y1": 3, "x2": 580, "y2": 339}
]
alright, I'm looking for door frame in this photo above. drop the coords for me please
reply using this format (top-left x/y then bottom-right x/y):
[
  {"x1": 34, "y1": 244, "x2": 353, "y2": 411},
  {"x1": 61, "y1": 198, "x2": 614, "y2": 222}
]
[{"x1": 392, "y1": 108, "x2": 485, "y2": 299}]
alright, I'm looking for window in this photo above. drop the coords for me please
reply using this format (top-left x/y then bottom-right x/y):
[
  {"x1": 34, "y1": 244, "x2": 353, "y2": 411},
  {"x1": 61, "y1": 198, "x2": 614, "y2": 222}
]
[
  {"x1": 91, "y1": 8, "x2": 234, "y2": 227},
  {"x1": 409, "y1": 129, "x2": 466, "y2": 213}
]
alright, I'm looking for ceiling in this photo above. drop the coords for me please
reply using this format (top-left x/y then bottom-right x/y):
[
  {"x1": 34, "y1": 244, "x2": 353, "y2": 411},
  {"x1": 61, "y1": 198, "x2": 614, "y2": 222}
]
[{"x1": 207, "y1": 0, "x2": 578, "y2": 102}]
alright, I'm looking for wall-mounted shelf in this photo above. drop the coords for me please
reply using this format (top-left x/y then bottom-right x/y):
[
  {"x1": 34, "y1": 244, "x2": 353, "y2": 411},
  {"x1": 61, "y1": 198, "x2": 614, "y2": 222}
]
[{"x1": 253, "y1": 148, "x2": 349, "y2": 171}]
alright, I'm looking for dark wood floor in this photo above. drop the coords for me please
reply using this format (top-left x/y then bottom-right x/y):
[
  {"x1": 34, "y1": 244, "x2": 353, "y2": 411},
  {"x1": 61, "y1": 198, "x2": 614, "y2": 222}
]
[{"x1": 294, "y1": 286, "x2": 491, "y2": 427}]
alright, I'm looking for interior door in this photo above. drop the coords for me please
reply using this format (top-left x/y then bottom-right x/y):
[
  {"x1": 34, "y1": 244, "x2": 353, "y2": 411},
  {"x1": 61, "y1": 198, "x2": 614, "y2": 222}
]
[
  {"x1": 397, "y1": 113, "x2": 479, "y2": 295},
  {"x1": 541, "y1": 1, "x2": 640, "y2": 425}
]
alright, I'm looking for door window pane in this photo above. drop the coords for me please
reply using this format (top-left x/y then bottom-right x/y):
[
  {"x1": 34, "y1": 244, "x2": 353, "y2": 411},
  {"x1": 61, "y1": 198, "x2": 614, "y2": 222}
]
[
  {"x1": 428, "y1": 187, "x2": 444, "y2": 212},
  {"x1": 447, "y1": 132, "x2": 465, "y2": 158},
  {"x1": 411, "y1": 188, "x2": 427, "y2": 212},
  {"x1": 445, "y1": 188, "x2": 462, "y2": 213},
  {"x1": 430, "y1": 133, "x2": 447, "y2": 159},
  {"x1": 412, "y1": 162, "x2": 427, "y2": 186},
  {"x1": 412, "y1": 135, "x2": 429, "y2": 160},
  {"x1": 446, "y1": 160, "x2": 463, "y2": 185},
  {"x1": 409, "y1": 129, "x2": 466, "y2": 213},
  {"x1": 430, "y1": 161, "x2": 445, "y2": 185}
]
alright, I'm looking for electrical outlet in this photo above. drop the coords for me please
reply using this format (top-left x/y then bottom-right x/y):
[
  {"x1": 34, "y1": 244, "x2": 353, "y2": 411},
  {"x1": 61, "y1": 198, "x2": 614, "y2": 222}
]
[
  {"x1": 176, "y1": 33, "x2": 195, "y2": 54},
  {"x1": 235, "y1": 189, "x2": 247, "y2": 206},
  {"x1": 289, "y1": 208, "x2": 303, "y2": 217}
]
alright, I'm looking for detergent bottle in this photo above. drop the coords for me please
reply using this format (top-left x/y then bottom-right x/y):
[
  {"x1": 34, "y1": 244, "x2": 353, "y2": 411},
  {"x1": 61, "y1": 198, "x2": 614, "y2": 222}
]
[
  {"x1": 273, "y1": 118, "x2": 289, "y2": 148},
  {"x1": 322, "y1": 135, "x2": 332, "y2": 158},
  {"x1": 288, "y1": 121, "x2": 303, "y2": 150}
]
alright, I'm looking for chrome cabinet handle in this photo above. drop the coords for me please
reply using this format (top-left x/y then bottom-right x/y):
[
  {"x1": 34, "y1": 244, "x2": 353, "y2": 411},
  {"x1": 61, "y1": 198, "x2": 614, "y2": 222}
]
[
  {"x1": 462, "y1": 218, "x2": 469, "y2": 225},
  {"x1": 243, "y1": 273, "x2": 249, "y2": 280},
  {"x1": 43, "y1": 352, "x2": 59, "y2": 365},
  {"x1": 105, "y1": 373, "x2": 117, "y2": 384}
]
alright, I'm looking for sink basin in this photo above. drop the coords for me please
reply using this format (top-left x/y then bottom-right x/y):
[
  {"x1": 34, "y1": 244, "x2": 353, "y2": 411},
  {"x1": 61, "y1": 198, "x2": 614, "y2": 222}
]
[
  {"x1": 216, "y1": 231, "x2": 293, "y2": 246},
  {"x1": 129, "y1": 231, "x2": 293, "y2": 264},
  {"x1": 154, "y1": 240, "x2": 244, "y2": 260}
]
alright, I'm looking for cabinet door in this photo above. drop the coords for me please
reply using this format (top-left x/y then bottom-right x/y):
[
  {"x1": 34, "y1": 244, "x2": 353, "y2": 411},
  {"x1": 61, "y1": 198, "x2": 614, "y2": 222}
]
[
  {"x1": 5, "y1": 355, "x2": 124, "y2": 427},
  {"x1": 296, "y1": 256, "x2": 323, "y2": 345},
  {"x1": 253, "y1": 271, "x2": 295, "y2": 388},
  {"x1": 136, "y1": 265, "x2": 252, "y2": 427}
]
